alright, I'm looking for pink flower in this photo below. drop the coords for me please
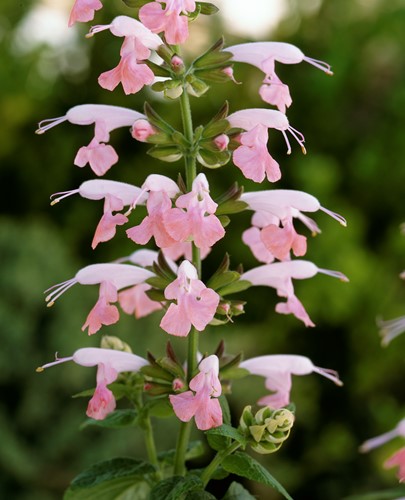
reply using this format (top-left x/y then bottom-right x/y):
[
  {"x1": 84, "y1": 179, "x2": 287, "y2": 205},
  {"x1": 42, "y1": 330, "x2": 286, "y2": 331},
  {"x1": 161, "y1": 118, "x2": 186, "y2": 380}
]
[
  {"x1": 241, "y1": 260, "x2": 348, "y2": 326},
  {"x1": 50, "y1": 180, "x2": 148, "y2": 248},
  {"x1": 240, "y1": 354, "x2": 342, "y2": 408},
  {"x1": 126, "y1": 175, "x2": 180, "y2": 248},
  {"x1": 87, "y1": 17, "x2": 161, "y2": 95},
  {"x1": 36, "y1": 105, "x2": 146, "y2": 175},
  {"x1": 139, "y1": 0, "x2": 196, "y2": 45},
  {"x1": 37, "y1": 348, "x2": 148, "y2": 420},
  {"x1": 45, "y1": 263, "x2": 155, "y2": 334},
  {"x1": 228, "y1": 109, "x2": 306, "y2": 183},
  {"x1": 164, "y1": 173, "x2": 225, "y2": 249},
  {"x1": 385, "y1": 448, "x2": 405, "y2": 482},
  {"x1": 162, "y1": 241, "x2": 211, "y2": 262},
  {"x1": 160, "y1": 261, "x2": 220, "y2": 336},
  {"x1": 241, "y1": 189, "x2": 346, "y2": 262},
  {"x1": 131, "y1": 119, "x2": 156, "y2": 142},
  {"x1": 170, "y1": 355, "x2": 222, "y2": 430},
  {"x1": 68, "y1": 0, "x2": 103, "y2": 27},
  {"x1": 360, "y1": 418, "x2": 405, "y2": 453},
  {"x1": 227, "y1": 42, "x2": 332, "y2": 112}
]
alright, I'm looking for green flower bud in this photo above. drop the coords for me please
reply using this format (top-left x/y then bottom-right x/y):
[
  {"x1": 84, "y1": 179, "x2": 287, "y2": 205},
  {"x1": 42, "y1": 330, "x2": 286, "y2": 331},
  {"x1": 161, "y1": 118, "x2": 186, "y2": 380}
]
[
  {"x1": 100, "y1": 335, "x2": 132, "y2": 353},
  {"x1": 239, "y1": 405, "x2": 295, "y2": 454}
]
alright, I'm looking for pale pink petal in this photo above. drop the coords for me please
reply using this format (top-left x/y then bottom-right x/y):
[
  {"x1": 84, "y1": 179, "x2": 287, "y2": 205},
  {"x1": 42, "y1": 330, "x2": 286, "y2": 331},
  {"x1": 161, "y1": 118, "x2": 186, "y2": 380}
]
[
  {"x1": 74, "y1": 138, "x2": 119, "y2": 176},
  {"x1": 118, "y1": 284, "x2": 162, "y2": 319},
  {"x1": 169, "y1": 391, "x2": 199, "y2": 422},
  {"x1": 139, "y1": 2, "x2": 191, "y2": 45},
  {"x1": 86, "y1": 383, "x2": 116, "y2": 419},
  {"x1": 126, "y1": 216, "x2": 155, "y2": 245},
  {"x1": 81, "y1": 281, "x2": 120, "y2": 335},
  {"x1": 68, "y1": 0, "x2": 103, "y2": 27},
  {"x1": 242, "y1": 226, "x2": 275, "y2": 264},
  {"x1": 92, "y1": 212, "x2": 128, "y2": 249},
  {"x1": 384, "y1": 448, "x2": 405, "y2": 482},
  {"x1": 160, "y1": 303, "x2": 192, "y2": 337},
  {"x1": 260, "y1": 224, "x2": 293, "y2": 261},
  {"x1": 163, "y1": 208, "x2": 193, "y2": 242},
  {"x1": 258, "y1": 371, "x2": 292, "y2": 408},
  {"x1": 184, "y1": 287, "x2": 220, "y2": 331},
  {"x1": 194, "y1": 396, "x2": 222, "y2": 430},
  {"x1": 259, "y1": 79, "x2": 292, "y2": 114},
  {"x1": 275, "y1": 294, "x2": 315, "y2": 327}
]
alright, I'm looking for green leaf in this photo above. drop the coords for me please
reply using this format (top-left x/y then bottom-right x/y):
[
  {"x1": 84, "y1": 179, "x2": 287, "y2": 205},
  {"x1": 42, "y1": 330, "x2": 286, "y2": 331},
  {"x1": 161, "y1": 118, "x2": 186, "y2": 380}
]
[
  {"x1": 218, "y1": 395, "x2": 231, "y2": 426},
  {"x1": 201, "y1": 119, "x2": 230, "y2": 139},
  {"x1": 150, "y1": 475, "x2": 203, "y2": 500},
  {"x1": 158, "y1": 441, "x2": 205, "y2": 466},
  {"x1": 207, "y1": 271, "x2": 240, "y2": 291},
  {"x1": 216, "y1": 200, "x2": 248, "y2": 216},
  {"x1": 196, "y1": 2, "x2": 219, "y2": 15},
  {"x1": 206, "y1": 424, "x2": 247, "y2": 447},
  {"x1": 80, "y1": 410, "x2": 138, "y2": 430},
  {"x1": 145, "y1": 288, "x2": 166, "y2": 302},
  {"x1": 194, "y1": 51, "x2": 233, "y2": 70},
  {"x1": 147, "y1": 145, "x2": 183, "y2": 162},
  {"x1": 64, "y1": 458, "x2": 155, "y2": 500},
  {"x1": 195, "y1": 68, "x2": 233, "y2": 84},
  {"x1": 222, "y1": 481, "x2": 256, "y2": 499},
  {"x1": 144, "y1": 102, "x2": 175, "y2": 134},
  {"x1": 143, "y1": 398, "x2": 174, "y2": 418},
  {"x1": 141, "y1": 364, "x2": 173, "y2": 382},
  {"x1": 146, "y1": 276, "x2": 170, "y2": 290},
  {"x1": 222, "y1": 452, "x2": 292, "y2": 500},
  {"x1": 217, "y1": 280, "x2": 252, "y2": 296}
]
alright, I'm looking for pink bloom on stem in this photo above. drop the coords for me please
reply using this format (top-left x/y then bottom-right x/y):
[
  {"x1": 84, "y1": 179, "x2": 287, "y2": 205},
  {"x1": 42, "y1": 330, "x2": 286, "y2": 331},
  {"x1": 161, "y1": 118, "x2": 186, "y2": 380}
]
[
  {"x1": 50, "y1": 179, "x2": 147, "y2": 248},
  {"x1": 240, "y1": 354, "x2": 342, "y2": 408},
  {"x1": 45, "y1": 263, "x2": 155, "y2": 334},
  {"x1": 228, "y1": 108, "x2": 306, "y2": 183},
  {"x1": 241, "y1": 260, "x2": 348, "y2": 327},
  {"x1": 242, "y1": 226, "x2": 275, "y2": 264},
  {"x1": 241, "y1": 189, "x2": 346, "y2": 262},
  {"x1": 160, "y1": 260, "x2": 220, "y2": 337},
  {"x1": 162, "y1": 241, "x2": 211, "y2": 262},
  {"x1": 227, "y1": 42, "x2": 332, "y2": 112},
  {"x1": 126, "y1": 176, "x2": 180, "y2": 248},
  {"x1": 170, "y1": 355, "x2": 222, "y2": 430},
  {"x1": 36, "y1": 105, "x2": 146, "y2": 175},
  {"x1": 68, "y1": 0, "x2": 103, "y2": 27},
  {"x1": 87, "y1": 16, "x2": 162, "y2": 95},
  {"x1": 164, "y1": 173, "x2": 225, "y2": 249},
  {"x1": 139, "y1": 0, "x2": 196, "y2": 45},
  {"x1": 385, "y1": 448, "x2": 405, "y2": 483},
  {"x1": 37, "y1": 348, "x2": 148, "y2": 420}
]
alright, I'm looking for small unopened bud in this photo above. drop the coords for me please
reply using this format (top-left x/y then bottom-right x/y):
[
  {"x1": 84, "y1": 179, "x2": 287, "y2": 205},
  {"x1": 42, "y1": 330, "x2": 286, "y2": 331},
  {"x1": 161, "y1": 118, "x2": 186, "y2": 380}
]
[
  {"x1": 100, "y1": 335, "x2": 132, "y2": 353},
  {"x1": 239, "y1": 405, "x2": 295, "y2": 454},
  {"x1": 222, "y1": 66, "x2": 239, "y2": 83},
  {"x1": 214, "y1": 134, "x2": 230, "y2": 151},
  {"x1": 131, "y1": 119, "x2": 156, "y2": 142},
  {"x1": 171, "y1": 55, "x2": 185, "y2": 73},
  {"x1": 172, "y1": 378, "x2": 185, "y2": 391}
]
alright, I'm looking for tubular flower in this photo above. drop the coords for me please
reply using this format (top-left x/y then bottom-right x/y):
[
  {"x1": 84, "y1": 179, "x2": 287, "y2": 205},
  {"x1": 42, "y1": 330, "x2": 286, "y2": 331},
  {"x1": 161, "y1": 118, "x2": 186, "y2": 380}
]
[
  {"x1": 45, "y1": 263, "x2": 155, "y2": 334},
  {"x1": 163, "y1": 173, "x2": 225, "y2": 249},
  {"x1": 241, "y1": 190, "x2": 346, "y2": 262},
  {"x1": 126, "y1": 175, "x2": 180, "y2": 248},
  {"x1": 87, "y1": 16, "x2": 162, "y2": 95},
  {"x1": 50, "y1": 180, "x2": 147, "y2": 248},
  {"x1": 227, "y1": 42, "x2": 332, "y2": 112},
  {"x1": 228, "y1": 109, "x2": 306, "y2": 183},
  {"x1": 37, "y1": 348, "x2": 148, "y2": 420},
  {"x1": 169, "y1": 355, "x2": 222, "y2": 430},
  {"x1": 36, "y1": 105, "x2": 146, "y2": 175},
  {"x1": 139, "y1": 0, "x2": 196, "y2": 45},
  {"x1": 160, "y1": 261, "x2": 220, "y2": 337},
  {"x1": 68, "y1": 0, "x2": 103, "y2": 27},
  {"x1": 241, "y1": 260, "x2": 348, "y2": 326},
  {"x1": 240, "y1": 354, "x2": 342, "y2": 408}
]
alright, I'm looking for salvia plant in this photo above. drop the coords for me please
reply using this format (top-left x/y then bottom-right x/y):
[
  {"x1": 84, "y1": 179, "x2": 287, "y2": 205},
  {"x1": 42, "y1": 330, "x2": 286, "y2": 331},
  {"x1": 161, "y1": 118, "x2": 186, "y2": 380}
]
[{"x1": 35, "y1": 1, "x2": 351, "y2": 498}]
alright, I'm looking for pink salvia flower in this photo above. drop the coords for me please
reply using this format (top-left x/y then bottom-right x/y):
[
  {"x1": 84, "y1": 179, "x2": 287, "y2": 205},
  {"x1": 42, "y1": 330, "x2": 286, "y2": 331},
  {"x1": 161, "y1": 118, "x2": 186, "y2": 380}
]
[
  {"x1": 162, "y1": 241, "x2": 211, "y2": 262},
  {"x1": 139, "y1": 0, "x2": 196, "y2": 45},
  {"x1": 241, "y1": 189, "x2": 346, "y2": 262},
  {"x1": 50, "y1": 180, "x2": 147, "y2": 248},
  {"x1": 164, "y1": 173, "x2": 225, "y2": 249},
  {"x1": 37, "y1": 348, "x2": 148, "y2": 420},
  {"x1": 242, "y1": 226, "x2": 275, "y2": 264},
  {"x1": 385, "y1": 448, "x2": 405, "y2": 482},
  {"x1": 241, "y1": 260, "x2": 348, "y2": 326},
  {"x1": 36, "y1": 105, "x2": 146, "y2": 175},
  {"x1": 87, "y1": 16, "x2": 162, "y2": 95},
  {"x1": 228, "y1": 109, "x2": 306, "y2": 183},
  {"x1": 227, "y1": 42, "x2": 332, "y2": 112},
  {"x1": 45, "y1": 263, "x2": 155, "y2": 334},
  {"x1": 160, "y1": 260, "x2": 220, "y2": 337},
  {"x1": 68, "y1": 0, "x2": 103, "y2": 28},
  {"x1": 240, "y1": 354, "x2": 342, "y2": 408},
  {"x1": 360, "y1": 418, "x2": 405, "y2": 453},
  {"x1": 126, "y1": 175, "x2": 180, "y2": 248},
  {"x1": 170, "y1": 355, "x2": 222, "y2": 430}
]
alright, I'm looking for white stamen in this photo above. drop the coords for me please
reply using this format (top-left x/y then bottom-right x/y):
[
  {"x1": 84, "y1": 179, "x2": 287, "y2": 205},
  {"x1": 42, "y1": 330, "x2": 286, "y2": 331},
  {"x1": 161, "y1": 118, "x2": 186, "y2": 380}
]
[
  {"x1": 288, "y1": 126, "x2": 306, "y2": 154},
  {"x1": 320, "y1": 206, "x2": 347, "y2": 227},
  {"x1": 86, "y1": 24, "x2": 111, "y2": 38},
  {"x1": 35, "y1": 116, "x2": 67, "y2": 134},
  {"x1": 50, "y1": 189, "x2": 79, "y2": 206},
  {"x1": 281, "y1": 130, "x2": 292, "y2": 155},
  {"x1": 314, "y1": 366, "x2": 343, "y2": 386},
  {"x1": 304, "y1": 56, "x2": 333, "y2": 75},
  {"x1": 36, "y1": 353, "x2": 74, "y2": 372},
  {"x1": 318, "y1": 268, "x2": 349, "y2": 282},
  {"x1": 44, "y1": 278, "x2": 77, "y2": 304},
  {"x1": 124, "y1": 188, "x2": 148, "y2": 216}
]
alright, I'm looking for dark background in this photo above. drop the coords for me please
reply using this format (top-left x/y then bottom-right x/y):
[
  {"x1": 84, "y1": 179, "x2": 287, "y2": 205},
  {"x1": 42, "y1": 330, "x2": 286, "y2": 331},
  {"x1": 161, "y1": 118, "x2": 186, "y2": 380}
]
[{"x1": 1, "y1": 0, "x2": 405, "y2": 498}]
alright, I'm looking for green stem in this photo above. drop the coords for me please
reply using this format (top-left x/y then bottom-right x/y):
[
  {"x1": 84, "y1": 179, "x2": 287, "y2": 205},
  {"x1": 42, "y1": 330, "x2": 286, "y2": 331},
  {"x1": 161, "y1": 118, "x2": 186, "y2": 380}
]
[
  {"x1": 143, "y1": 415, "x2": 162, "y2": 480},
  {"x1": 200, "y1": 441, "x2": 241, "y2": 487},
  {"x1": 173, "y1": 81, "x2": 202, "y2": 477}
]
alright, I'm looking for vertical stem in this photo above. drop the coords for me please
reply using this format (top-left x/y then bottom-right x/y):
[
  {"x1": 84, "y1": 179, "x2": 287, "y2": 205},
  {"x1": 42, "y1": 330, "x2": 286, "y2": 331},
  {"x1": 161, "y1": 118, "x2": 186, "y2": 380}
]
[
  {"x1": 173, "y1": 83, "x2": 201, "y2": 476},
  {"x1": 200, "y1": 442, "x2": 241, "y2": 487},
  {"x1": 143, "y1": 415, "x2": 162, "y2": 480}
]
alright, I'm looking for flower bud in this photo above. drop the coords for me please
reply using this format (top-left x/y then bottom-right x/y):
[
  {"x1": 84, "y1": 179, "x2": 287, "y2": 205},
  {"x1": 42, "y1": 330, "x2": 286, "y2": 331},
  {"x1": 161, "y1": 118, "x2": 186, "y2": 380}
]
[
  {"x1": 131, "y1": 119, "x2": 156, "y2": 142},
  {"x1": 239, "y1": 405, "x2": 294, "y2": 454},
  {"x1": 171, "y1": 55, "x2": 185, "y2": 74},
  {"x1": 172, "y1": 378, "x2": 185, "y2": 391},
  {"x1": 214, "y1": 134, "x2": 230, "y2": 151},
  {"x1": 100, "y1": 335, "x2": 132, "y2": 353}
]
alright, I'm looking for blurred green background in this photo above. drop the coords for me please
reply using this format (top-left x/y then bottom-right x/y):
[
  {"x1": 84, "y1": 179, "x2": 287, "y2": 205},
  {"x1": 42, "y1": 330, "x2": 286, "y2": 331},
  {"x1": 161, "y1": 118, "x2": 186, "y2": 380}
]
[{"x1": 1, "y1": 0, "x2": 405, "y2": 498}]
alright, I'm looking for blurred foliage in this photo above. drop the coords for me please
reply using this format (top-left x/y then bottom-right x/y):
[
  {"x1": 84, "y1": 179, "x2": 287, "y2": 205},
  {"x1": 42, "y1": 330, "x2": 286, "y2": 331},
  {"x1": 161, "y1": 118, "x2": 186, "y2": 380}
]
[{"x1": 1, "y1": 0, "x2": 405, "y2": 498}]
